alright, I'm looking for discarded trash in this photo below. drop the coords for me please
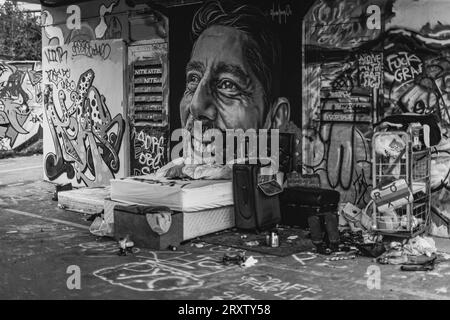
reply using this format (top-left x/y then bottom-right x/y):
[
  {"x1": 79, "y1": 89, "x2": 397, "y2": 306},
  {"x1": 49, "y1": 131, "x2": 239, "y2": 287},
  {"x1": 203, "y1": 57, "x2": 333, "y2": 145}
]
[
  {"x1": 6, "y1": 230, "x2": 18, "y2": 234},
  {"x1": 439, "y1": 253, "x2": 450, "y2": 261},
  {"x1": 326, "y1": 255, "x2": 356, "y2": 261},
  {"x1": 168, "y1": 245, "x2": 177, "y2": 251},
  {"x1": 193, "y1": 243, "x2": 204, "y2": 248},
  {"x1": 241, "y1": 256, "x2": 258, "y2": 268},
  {"x1": 222, "y1": 253, "x2": 246, "y2": 266},
  {"x1": 240, "y1": 235, "x2": 248, "y2": 239},
  {"x1": 118, "y1": 237, "x2": 135, "y2": 256},
  {"x1": 245, "y1": 241, "x2": 260, "y2": 247},
  {"x1": 287, "y1": 235, "x2": 298, "y2": 240},
  {"x1": 404, "y1": 236, "x2": 437, "y2": 257},
  {"x1": 265, "y1": 234, "x2": 271, "y2": 246},
  {"x1": 357, "y1": 243, "x2": 386, "y2": 258},
  {"x1": 401, "y1": 264, "x2": 435, "y2": 272},
  {"x1": 89, "y1": 216, "x2": 113, "y2": 237},
  {"x1": 435, "y1": 287, "x2": 448, "y2": 294}
]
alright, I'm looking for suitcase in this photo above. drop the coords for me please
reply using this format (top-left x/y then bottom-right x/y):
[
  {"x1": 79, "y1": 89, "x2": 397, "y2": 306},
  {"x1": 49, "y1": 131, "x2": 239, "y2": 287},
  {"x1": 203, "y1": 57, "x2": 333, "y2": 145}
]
[
  {"x1": 233, "y1": 164, "x2": 281, "y2": 231},
  {"x1": 114, "y1": 204, "x2": 182, "y2": 250},
  {"x1": 280, "y1": 186, "x2": 340, "y2": 215},
  {"x1": 279, "y1": 186, "x2": 340, "y2": 244}
]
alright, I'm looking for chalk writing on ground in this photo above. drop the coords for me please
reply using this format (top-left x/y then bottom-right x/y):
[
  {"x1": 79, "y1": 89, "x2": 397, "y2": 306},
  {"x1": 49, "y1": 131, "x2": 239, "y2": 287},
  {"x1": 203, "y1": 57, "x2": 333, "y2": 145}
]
[{"x1": 93, "y1": 251, "x2": 237, "y2": 292}]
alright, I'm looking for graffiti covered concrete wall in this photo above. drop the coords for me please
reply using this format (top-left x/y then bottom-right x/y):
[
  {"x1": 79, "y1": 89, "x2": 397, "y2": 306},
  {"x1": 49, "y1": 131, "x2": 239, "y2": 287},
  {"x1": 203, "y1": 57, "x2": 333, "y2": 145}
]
[
  {"x1": 42, "y1": 0, "x2": 169, "y2": 186},
  {"x1": 303, "y1": 0, "x2": 450, "y2": 211},
  {"x1": 0, "y1": 61, "x2": 42, "y2": 151},
  {"x1": 41, "y1": 0, "x2": 168, "y2": 47},
  {"x1": 42, "y1": 40, "x2": 127, "y2": 187}
]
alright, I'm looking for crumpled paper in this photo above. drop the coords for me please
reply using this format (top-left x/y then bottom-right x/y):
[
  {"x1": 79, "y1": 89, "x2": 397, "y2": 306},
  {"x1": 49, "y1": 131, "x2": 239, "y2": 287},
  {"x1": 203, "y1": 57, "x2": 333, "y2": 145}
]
[
  {"x1": 241, "y1": 256, "x2": 258, "y2": 268},
  {"x1": 403, "y1": 236, "x2": 437, "y2": 257}
]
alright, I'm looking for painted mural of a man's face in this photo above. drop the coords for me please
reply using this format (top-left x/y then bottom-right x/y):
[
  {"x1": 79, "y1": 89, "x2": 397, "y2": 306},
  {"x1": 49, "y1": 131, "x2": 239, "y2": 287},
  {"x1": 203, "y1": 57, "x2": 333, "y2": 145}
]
[{"x1": 179, "y1": 0, "x2": 290, "y2": 150}]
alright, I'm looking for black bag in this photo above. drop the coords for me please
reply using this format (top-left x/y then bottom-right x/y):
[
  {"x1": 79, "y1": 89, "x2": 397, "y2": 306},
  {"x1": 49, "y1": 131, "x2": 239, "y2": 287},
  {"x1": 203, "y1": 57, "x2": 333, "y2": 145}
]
[{"x1": 233, "y1": 164, "x2": 281, "y2": 231}]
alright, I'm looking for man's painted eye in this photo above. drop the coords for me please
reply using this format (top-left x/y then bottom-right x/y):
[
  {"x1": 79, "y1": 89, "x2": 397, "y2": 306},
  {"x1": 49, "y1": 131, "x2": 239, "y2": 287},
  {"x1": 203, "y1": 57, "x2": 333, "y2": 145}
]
[
  {"x1": 186, "y1": 74, "x2": 201, "y2": 91},
  {"x1": 217, "y1": 79, "x2": 239, "y2": 94}
]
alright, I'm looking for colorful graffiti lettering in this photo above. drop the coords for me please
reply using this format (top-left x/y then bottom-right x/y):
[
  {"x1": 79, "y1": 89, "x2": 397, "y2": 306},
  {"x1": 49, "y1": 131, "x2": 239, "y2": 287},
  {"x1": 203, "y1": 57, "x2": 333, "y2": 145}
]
[
  {"x1": 0, "y1": 61, "x2": 43, "y2": 151},
  {"x1": 44, "y1": 68, "x2": 125, "y2": 186}
]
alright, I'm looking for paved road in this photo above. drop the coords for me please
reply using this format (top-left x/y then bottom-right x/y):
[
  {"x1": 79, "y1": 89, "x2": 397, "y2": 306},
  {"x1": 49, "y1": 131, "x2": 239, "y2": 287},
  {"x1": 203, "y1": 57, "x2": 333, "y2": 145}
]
[
  {"x1": 0, "y1": 155, "x2": 43, "y2": 188},
  {"x1": 1, "y1": 155, "x2": 450, "y2": 301}
]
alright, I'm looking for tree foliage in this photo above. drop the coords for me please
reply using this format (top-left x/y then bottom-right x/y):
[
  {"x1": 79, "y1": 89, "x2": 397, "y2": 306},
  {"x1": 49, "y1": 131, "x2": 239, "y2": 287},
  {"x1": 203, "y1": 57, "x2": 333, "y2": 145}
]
[{"x1": 0, "y1": 1, "x2": 41, "y2": 60}]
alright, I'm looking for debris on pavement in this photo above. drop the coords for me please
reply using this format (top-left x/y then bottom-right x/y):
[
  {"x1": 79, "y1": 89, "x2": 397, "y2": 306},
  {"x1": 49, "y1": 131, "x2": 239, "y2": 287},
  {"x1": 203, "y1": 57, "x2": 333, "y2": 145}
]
[
  {"x1": 89, "y1": 215, "x2": 113, "y2": 237},
  {"x1": 118, "y1": 236, "x2": 135, "y2": 256},
  {"x1": 245, "y1": 240, "x2": 260, "y2": 247},
  {"x1": 222, "y1": 253, "x2": 246, "y2": 266},
  {"x1": 326, "y1": 255, "x2": 356, "y2": 261},
  {"x1": 241, "y1": 256, "x2": 258, "y2": 268},
  {"x1": 435, "y1": 287, "x2": 448, "y2": 294}
]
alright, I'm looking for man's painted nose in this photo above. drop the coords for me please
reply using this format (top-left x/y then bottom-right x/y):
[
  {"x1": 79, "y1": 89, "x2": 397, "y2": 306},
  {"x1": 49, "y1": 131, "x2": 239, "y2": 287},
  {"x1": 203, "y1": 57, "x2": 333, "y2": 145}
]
[{"x1": 189, "y1": 81, "x2": 217, "y2": 122}]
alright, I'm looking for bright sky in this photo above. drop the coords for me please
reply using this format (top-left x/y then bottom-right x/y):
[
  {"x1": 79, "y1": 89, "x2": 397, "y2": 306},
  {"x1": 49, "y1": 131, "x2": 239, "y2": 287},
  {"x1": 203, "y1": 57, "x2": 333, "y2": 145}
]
[{"x1": 0, "y1": 0, "x2": 41, "y2": 11}]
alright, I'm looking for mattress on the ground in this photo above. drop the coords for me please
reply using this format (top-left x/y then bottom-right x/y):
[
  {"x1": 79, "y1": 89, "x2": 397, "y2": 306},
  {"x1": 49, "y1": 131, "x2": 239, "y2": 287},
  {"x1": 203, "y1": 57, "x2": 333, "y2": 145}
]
[
  {"x1": 110, "y1": 175, "x2": 233, "y2": 212},
  {"x1": 58, "y1": 187, "x2": 110, "y2": 214},
  {"x1": 183, "y1": 206, "x2": 235, "y2": 241}
]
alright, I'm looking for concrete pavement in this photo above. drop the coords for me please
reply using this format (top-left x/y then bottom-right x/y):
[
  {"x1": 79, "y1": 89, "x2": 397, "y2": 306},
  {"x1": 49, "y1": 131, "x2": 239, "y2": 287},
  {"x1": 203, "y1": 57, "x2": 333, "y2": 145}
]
[{"x1": 1, "y1": 155, "x2": 450, "y2": 300}]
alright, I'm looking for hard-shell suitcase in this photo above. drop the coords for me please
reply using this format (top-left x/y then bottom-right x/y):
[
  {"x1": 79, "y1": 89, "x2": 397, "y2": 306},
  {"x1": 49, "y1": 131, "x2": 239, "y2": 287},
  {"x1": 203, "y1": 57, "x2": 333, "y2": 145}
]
[
  {"x1": 233, "y1": 164, "x2": 281, "y2": 231},
  {"x1": 281, "y1": 186, "x2": 340, "y2": 215},
  {"x1": 279, "y1": 186, "x2": 340, "y2": 245},
  {"x1": 114, "y1": 204, "x2": 182, "y2": 250}
]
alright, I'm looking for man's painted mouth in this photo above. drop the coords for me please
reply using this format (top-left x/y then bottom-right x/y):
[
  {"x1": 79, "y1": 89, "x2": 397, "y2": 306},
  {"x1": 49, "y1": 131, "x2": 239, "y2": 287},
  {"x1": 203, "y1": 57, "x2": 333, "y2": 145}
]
[{"x1": 190, "y1": 134, "x2": 216, "y2": 155}]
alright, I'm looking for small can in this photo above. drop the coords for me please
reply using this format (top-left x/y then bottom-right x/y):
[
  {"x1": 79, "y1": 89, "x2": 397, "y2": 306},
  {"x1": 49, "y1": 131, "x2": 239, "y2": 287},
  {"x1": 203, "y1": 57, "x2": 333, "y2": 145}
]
[
  {"x1": 265, "y1": 234, "x2": 271, "y2": 246},
  {"x1": 270, "y1": 231, "x2": 279, "y2": 247}
]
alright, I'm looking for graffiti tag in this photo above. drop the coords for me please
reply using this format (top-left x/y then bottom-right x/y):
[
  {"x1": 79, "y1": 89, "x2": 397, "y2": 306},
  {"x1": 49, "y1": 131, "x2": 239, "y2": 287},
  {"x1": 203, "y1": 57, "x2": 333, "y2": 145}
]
[
  {"x1": 46, "y1": 68, "x2": 75, "y2": 90},
  {"x1": 269, "y1": 3, "x2": 292, "y2": 24},
  {"x1": 44, "y1": 47, "x2": 68, "y2": 64},
  {"x1": 358, "y1": 53, "x2": 382, "y2": 88},
  {"x1": 386, "y1": 52, "x2": 423, "y2": 83},
  {"x1": 134, "y1": 130, "x2": 166, "y2": 174},
  {"x1": 239, "y1": 275, "x2": 321, "y2": 300},
  {"x1": 72, "y1": 40, "x2": 111, "y2": 60}
]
